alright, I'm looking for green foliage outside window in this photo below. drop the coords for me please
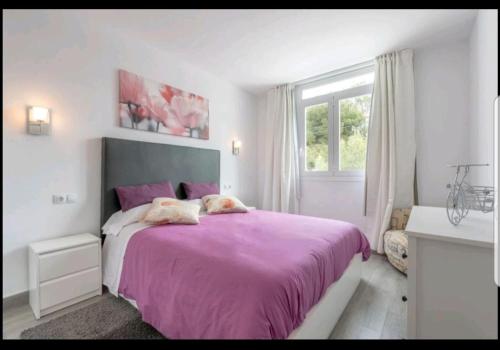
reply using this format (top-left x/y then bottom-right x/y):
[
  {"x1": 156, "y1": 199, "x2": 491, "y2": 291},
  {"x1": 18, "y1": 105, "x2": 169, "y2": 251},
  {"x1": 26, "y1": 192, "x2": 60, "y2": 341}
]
[
  {"x1": 305, "y1": 104, "x2": 328, "y2": 171},
  {"x1": 339, "y1": 95, "x2": 370, "y2": 170},
  {"x1": 305, "y1": 95, "x2": 371, "y2": 172}
]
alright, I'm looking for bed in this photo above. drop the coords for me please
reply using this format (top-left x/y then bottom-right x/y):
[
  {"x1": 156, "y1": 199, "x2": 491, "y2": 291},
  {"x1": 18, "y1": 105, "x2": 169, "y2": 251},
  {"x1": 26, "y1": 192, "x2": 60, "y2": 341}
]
[{"x1": 100, "y1": 137, "x2": 370, "y2": 339}]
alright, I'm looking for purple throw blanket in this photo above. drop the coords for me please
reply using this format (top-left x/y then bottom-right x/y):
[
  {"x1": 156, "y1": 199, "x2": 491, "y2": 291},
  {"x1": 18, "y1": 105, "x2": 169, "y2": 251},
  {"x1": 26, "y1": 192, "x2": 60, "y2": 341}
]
[{"x1": 118, "y1": 210, "x2": 371, "y2": 339}]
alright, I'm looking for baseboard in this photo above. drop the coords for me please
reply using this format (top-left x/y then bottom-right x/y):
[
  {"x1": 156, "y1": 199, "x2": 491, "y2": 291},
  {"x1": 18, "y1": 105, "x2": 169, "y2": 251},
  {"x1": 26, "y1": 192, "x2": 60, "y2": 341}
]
[
  {"x1": 3, "y1": 291, "x2": 29, "y2": 310},
  {"x1": 3, "y1": 286, "x2": 108, "y2": 312},
  {"x1": 371, "y1": 249, "x2": 386, "y2": 256}
]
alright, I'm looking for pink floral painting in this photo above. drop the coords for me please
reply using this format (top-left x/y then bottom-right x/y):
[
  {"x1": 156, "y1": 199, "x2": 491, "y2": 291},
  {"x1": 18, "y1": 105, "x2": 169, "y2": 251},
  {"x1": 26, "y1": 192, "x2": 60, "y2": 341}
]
[{"x1": 119, "y1": 69, "x2": 209, "y2": 139}]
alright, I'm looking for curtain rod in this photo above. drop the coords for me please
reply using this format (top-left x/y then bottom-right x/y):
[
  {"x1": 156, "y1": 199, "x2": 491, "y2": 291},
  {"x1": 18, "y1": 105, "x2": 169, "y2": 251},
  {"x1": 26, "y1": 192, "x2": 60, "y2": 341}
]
[{"x1": 291, "y1": 59, "x2": 375, "y2": 87}]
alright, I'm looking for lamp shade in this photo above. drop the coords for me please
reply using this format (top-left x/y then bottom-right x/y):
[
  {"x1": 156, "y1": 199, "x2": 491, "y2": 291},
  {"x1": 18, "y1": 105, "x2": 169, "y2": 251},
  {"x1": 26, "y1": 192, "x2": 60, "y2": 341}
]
[
  {"x1": 27, "y1": 106, "x2": 51, "y2": 135},
  {"x1": 29, "y1": 106, "x2": 49, "y2": 123},
  {"x1": 232, "y1": 139, "x2": 241, "y2": 155}
]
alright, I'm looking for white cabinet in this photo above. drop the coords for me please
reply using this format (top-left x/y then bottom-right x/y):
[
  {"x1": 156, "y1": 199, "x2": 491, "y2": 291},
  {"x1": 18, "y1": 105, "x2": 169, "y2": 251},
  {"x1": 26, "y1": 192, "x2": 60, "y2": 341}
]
[
  {"x1": 405, "y1": 206, "x2": 497, "y2": 339},
  {"x1": 29, "y1": 233, "x2": 102, "y2": 319}
]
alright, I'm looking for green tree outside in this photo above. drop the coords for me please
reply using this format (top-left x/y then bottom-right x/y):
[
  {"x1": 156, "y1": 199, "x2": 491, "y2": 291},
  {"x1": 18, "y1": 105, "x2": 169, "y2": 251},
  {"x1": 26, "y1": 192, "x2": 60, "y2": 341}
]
[
  {"x1": 305, "y1": 95, "x2": 371, "y2": 171},
  {"x1": 305, "y1": 103, "x2": 329, "y2": 171}
]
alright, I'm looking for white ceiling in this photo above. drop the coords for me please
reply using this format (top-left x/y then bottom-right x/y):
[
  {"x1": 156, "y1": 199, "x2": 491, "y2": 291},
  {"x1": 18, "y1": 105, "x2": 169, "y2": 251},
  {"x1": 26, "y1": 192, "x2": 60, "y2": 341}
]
[{"x1": 76, "y1": 9, "x2": 477, "y2": 95}]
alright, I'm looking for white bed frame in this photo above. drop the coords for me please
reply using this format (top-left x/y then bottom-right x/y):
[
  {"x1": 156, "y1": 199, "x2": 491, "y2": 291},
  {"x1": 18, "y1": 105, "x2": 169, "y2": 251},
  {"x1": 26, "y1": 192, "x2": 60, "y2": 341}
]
[
  {"x1": 122, "y1": 253, "x2": 362, "y2": 339},
  {"x1": 288, "y1": 253, "x2": 362, "y2": 339}
]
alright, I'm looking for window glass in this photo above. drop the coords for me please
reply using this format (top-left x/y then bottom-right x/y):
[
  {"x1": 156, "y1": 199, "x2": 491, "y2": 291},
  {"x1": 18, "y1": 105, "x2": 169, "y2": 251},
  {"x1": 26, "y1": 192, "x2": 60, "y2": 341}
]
[
  {"x1": 302, "y1": 72, "x2": 374, "y2": 100},
  {"x1": 339, "y1": 94, "x2": 371, "y2": 171},
  {"x1": 305, "y1": 103, "x2": 329, "y2": 171}
]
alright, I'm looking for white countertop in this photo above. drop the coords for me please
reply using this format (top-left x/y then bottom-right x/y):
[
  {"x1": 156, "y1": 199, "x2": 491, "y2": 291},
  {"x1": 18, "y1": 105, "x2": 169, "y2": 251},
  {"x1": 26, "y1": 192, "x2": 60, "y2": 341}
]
[
  {"x1": 405, "y1": 206, "x2": 494, "y2": 248},
  {"x1": 29, "y1": 233, "x2": 100, "y2": 254}
]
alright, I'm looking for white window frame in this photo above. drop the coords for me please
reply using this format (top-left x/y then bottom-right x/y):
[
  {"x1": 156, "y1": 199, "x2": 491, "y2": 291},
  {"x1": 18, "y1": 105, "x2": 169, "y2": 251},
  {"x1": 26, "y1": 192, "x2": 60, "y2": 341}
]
[{"x1": 296, "y1": 66, "x2": 374, "y2": 181}]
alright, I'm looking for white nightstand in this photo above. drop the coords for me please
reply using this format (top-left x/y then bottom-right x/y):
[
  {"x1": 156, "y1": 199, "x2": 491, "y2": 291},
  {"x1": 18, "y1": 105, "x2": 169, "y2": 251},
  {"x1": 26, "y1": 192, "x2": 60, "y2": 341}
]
[
  {"x1": 28, "y1": 233, "x2": 102, "y2": 319},
  {"x1": 405, "y1": 206, "x2": 497, "y2": 339}
]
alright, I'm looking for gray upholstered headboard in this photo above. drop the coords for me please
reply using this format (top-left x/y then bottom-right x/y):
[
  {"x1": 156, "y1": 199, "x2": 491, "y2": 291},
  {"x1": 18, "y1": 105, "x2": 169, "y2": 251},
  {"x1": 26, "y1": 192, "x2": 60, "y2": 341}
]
[{"x1": 100, "y1": 137, "x2": 220, "y2": 235}]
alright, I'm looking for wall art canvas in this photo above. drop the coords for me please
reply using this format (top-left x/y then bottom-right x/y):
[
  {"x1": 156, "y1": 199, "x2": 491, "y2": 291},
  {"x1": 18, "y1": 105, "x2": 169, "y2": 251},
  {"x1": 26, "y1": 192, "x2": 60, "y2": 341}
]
[{"x1": 119, "y1": 69, "x2": 209, "y2": 139}]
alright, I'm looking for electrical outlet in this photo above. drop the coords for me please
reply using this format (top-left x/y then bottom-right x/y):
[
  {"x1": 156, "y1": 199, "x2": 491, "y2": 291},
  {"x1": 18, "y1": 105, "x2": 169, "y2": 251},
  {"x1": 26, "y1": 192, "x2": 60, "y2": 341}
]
[
  {"x1": 223, "y1": 184, "x2": 232, "y2": 190},
  {"x1": 52, "y1": 194, "x2": 65, "y2": 204},
  {"x1": 66, "y1": 193, "x2": 77, "y2": 203}
]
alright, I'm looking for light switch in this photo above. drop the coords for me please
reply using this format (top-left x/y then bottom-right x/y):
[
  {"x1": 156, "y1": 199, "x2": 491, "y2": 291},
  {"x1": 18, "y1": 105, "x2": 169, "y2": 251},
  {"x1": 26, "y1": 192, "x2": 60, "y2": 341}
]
[
  {"x1": 52, "y1": 194, "x2": 65, "y2": 204},
  {"x1": 66, "y1": 193, "x2": 77, "y2": 203}
]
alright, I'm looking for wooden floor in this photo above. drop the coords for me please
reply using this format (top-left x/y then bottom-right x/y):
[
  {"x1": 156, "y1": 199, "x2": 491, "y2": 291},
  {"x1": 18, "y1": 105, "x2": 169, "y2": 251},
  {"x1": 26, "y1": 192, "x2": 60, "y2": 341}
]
[
  {"x1": 329, "y1": 253, "x2": 407, "y2": 339},
  {"x1": 3, "y1": 254, "x2": 406, "y2": 339}
]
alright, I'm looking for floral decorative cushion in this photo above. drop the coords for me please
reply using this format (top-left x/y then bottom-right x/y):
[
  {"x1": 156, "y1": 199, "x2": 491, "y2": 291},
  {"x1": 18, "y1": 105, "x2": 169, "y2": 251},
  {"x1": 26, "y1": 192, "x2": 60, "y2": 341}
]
[
  {"x1": 142, "y1": 197, "x2": 200, "y2": 225},
  {"x1": 389, "y1": 208, "x2": 412, "y2": 230},
  {"x1": 384, "y1": 229, "x2": 408, "y2": 274},
  {"x1": 201, "y1": 195, "x2": 249, "y2": 214}
]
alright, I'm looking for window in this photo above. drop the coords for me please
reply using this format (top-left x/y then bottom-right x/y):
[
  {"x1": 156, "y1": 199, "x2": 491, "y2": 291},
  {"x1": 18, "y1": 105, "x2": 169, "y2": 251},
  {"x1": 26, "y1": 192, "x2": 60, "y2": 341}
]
[
  {"x1": 302, "y1": 72, "x2": 374, "y2": 100},
  {"x1": 296, "y1": 65, "x2": 373, "y2": 179},
  {"x1": 305, "y1": 103, "x2": 329, "y2": 171},
  {"x1": 339, "y1": 94, "x2": 370, "y2": 171}
]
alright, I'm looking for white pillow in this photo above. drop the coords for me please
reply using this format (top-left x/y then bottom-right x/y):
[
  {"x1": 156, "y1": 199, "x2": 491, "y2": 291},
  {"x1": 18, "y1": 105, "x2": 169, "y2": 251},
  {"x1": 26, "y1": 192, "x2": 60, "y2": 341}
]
[
  {"x1": 101, "y1": 203, "x2": 151, "y2": 236},
  {"x1": 182, "y1": 198, "x2": 203, "y2": 207},
  {"x1": 180, "y1": 198, "x2": 205, "y2": 212}
]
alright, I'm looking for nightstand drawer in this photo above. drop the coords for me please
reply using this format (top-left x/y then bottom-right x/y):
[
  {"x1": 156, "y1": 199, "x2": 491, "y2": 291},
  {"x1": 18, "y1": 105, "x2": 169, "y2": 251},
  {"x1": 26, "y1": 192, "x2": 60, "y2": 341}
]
[
  {"x1": 39, "y1": 267, "x2": 101, "y2": 310},
  {"x1": 39, "y1": 243, "x2": 99, "y2": 282}
]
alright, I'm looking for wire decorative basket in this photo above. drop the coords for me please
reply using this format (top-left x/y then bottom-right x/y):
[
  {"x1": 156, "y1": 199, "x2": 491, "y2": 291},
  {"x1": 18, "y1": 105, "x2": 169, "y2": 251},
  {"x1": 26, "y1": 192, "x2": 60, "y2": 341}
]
[
  {"x1": 446, "y1": 164, "x2": 495, "y2": 225},
  {"x1": 464, "y1": 185, "x2": 495, "y2": 212}
]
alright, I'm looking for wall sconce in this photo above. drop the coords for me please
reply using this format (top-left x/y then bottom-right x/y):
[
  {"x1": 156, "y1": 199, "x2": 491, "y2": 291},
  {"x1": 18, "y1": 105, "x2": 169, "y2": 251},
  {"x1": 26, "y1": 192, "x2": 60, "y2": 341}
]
[
  {"x1": 27, "y1": 106, "x2": 51, "y2": 135},
  {"x1": 232, "y1": 139, "x2": 242, "y2": 156}
]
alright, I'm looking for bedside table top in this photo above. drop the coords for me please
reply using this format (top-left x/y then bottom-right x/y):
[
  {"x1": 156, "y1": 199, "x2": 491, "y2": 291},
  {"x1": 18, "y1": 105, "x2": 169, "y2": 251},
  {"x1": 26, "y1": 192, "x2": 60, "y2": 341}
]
[
  {"x1": 405, "y1": 206, "x2": 494, "y2": 248},
  {"x1": 29, "y1": 233, "x2": 100, "y2": 254}
]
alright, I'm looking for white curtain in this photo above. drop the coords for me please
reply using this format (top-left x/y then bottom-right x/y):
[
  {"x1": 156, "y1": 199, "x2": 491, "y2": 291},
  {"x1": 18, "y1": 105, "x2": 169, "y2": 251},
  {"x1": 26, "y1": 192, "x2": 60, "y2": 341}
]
[
  {"x1": 365, "y1": 49, "x2": 416, "y2": 253},
  {"x1": 262, "y1": 84, "x2": 300, "y2": 213}
]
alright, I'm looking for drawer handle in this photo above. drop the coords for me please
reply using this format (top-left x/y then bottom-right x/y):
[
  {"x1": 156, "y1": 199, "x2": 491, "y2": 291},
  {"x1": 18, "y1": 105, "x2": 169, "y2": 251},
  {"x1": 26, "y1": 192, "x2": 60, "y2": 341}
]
[
  {"x1": 402, "y1": 296, "x2": 407, "y2": 302},
  {"x1": 402, "y1": 253, "x2": 407, "y2": 259}
]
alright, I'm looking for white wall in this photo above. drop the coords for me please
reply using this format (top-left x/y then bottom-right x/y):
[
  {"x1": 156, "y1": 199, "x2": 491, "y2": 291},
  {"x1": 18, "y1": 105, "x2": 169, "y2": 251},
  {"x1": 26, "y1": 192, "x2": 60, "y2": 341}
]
[
  {"x1": 3, "y1": 11, "x2": 258, "y2": 297},
  {"x1": 299, "y1": 179, "x2": 368, "y2": 234},
  {"x1": 469, "y1": 10, "x2": 498, "y2": 186},
  {"x1": 257, "y1": 40, "x2": 472, "y2": 244},
  {"x1": 414, "y1": 40, "x2": 471, "y2": 207}
]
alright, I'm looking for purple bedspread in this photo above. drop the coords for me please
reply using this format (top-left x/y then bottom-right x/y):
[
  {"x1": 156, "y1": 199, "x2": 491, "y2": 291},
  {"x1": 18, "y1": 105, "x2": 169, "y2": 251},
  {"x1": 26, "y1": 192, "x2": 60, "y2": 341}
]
[{"x1": 118, "y1": 210, "x2": 371, "y2": 339}]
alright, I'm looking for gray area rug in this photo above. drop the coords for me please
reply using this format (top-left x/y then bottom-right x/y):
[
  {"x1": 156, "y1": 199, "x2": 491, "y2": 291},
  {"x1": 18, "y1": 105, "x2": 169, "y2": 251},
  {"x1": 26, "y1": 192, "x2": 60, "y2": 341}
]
[{"x1": 20, "y1": 295, "x2": 166, "y2": 339}]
